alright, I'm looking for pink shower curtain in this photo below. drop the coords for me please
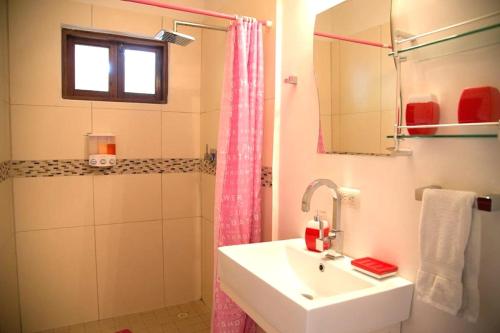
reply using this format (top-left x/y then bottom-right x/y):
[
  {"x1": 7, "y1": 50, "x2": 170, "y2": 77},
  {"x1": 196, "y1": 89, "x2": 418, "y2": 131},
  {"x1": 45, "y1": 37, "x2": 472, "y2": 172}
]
[{"x1": 211, "y1": 17, "x2": 264, "y2": 333}]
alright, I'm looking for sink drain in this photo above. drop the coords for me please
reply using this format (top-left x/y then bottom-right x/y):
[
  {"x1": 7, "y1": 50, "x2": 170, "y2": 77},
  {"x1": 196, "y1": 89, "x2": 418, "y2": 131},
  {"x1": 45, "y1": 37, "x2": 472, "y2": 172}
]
[{"x1": 301, "y1": 293, "x2": 314, "y2": 300}]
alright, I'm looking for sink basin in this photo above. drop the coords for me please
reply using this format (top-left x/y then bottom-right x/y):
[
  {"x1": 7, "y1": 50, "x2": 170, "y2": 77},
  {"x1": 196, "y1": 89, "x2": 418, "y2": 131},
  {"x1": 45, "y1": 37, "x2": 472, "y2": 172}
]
[{"x1": 218, "y1": 239, "x2": 413, "y2": 333}]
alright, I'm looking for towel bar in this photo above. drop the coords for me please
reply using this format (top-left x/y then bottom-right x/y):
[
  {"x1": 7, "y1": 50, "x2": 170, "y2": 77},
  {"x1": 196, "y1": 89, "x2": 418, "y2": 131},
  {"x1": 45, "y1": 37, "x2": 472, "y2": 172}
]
[{"x1": 415, "y1": 185, "x2": 500, "y2": 212}]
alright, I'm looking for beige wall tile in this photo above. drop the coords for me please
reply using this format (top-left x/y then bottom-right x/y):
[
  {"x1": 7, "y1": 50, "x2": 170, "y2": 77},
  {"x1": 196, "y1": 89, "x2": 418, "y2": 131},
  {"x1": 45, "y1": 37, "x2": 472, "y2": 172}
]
[
  {"x1": 92, "y1": 5, "x2": 162, "y2": 36},
  {"x1": 10, "y1": 105, "x2": 91, "y2": 160},
  {"x1": 262, "y1": 99, "x2": 274, "y2": 167},
  {"x1": 0, "y1": 230, "x2": 21, "y2": 333},
  {"x1": 263, "y1": 29, "x2": 276, "y2": 102},
  {"x1": 93, "y1": 108, "x2": 161, "y2": 159},
  {"x1": 261, "y1": 186, "x2": 273, "y2": 242},
  {"x1": 95, "y1": 221, "x2": 164, "y2": 318},
  {"x1": 93, "y1": 174, "x2": 162, "y2": 225},
  {"x1": 0, "y1": 180, "x2": 14, "y2": 247},
  {"x1": 314, "y1": 40, "x2": 332, "y2": 116},
  {"x1": 200, "y1": 29, "x2": 225, "y2": 113},
  {"x1": 340, "y1": 112, "x2": 381, "y2": 154},
  {"x1": 0, "y1": 101, "x2": 10, "y2": 162},
  {"x1": 331, "y1": 40, "x2": 340, "y2": 115},
  {"x1": 332, "y1": 114, "x2": 341, "y2": 151},
  {"x1": 320, "y1": 114, "x2": 333, "y2": 153},
  {"x1": 9, "y1": 0, "x2": 91, "y2": 106},
  {"x1": 164, "y1": 217, "x2": 201, "y2": 306},
  {"x1": 201, "y1": 173, "x2": 215, "y2": 222},
  {"x1": 92, "y1": 100, "x2": 162, "y2": 112},
  {"x1": 200, "y1": 111, "x2": 219, "y2": 155},
  {"x1": 13, "y1": 176, "x2": 94, "y2": 232},
  {"x1": 380, "y1": 23, "x2": 396, "y2": 112},
  {"x1": 0, "y1": 180, "x2": 21, "y2": 333},
  {"x1": 162, "y1": 112, "x2": 200, "y2": 158},
  {"x1": 163, "y1": 18, "x2": 201, "y2": 113},
  {"x1": 162, "y1": 172, "x2": 201, "y2": 219},
  {"x1": 16, "y1": 227, "x2": 98, "y2": 332},
  {"x1": 201, "y1": 218, "x2": 214, "y2": 306},
  {"x1": 340, "y1": 26, "x2": 381, "y2": 114},
  {"x1": 0, "y1": 0, "x2": 8, "y2": 104},
  {"x1": 380, "y1": 110, "x2": 394, "y2": 154}
]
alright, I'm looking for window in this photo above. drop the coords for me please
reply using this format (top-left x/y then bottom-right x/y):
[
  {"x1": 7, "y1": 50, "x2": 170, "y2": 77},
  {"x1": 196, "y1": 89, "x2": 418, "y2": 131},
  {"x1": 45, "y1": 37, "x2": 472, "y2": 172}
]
[{"x1": 62, "y1": 28, "x2": 168, "y2": 103}]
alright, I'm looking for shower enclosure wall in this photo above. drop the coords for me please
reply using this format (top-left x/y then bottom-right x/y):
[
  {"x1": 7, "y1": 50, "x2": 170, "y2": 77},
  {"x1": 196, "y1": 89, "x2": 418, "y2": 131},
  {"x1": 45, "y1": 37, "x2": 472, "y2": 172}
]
[{"x1": 0, "y1": 0, "x2": 275, "y2": 332}]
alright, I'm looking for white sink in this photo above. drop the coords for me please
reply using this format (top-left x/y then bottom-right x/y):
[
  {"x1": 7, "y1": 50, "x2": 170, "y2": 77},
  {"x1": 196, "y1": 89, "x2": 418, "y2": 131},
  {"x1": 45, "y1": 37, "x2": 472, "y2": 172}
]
[{"x1": 218, "y1": 239, "x2": 413, "y2": 333}]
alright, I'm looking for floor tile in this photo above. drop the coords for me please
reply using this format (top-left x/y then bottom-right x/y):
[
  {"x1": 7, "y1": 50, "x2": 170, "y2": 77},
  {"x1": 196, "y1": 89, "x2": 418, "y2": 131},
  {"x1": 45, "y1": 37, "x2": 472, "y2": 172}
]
[{"x1": 40, "y1": 300, "x2": 211, "y2": 333}]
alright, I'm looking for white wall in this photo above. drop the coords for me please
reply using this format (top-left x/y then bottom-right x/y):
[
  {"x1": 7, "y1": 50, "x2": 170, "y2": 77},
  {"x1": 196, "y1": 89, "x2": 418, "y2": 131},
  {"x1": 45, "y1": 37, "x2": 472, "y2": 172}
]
[{"x1": 274, "y1": 0, "x2": 500, "y2": 332}]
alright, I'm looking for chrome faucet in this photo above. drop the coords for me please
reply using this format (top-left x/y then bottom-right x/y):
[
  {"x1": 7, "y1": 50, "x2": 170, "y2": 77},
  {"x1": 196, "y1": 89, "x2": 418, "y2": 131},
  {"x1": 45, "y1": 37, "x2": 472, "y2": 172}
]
[{"x1": 301, "y1": 179, "x2": 343, "y2": 259}]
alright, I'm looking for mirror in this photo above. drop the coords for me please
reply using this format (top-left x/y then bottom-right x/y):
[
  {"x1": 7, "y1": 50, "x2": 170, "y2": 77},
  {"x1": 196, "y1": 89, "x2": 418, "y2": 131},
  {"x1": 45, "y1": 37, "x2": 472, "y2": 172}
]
[{"x1": 314, "y1": 0, "x2": 395, "y2": 155}]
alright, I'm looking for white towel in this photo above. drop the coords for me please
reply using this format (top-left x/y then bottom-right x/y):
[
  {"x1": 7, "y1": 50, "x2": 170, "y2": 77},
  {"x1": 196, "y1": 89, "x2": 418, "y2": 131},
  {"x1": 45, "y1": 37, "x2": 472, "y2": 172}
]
[{"x1": 416, "y1": 189, "x2": 481, "y2": 322}]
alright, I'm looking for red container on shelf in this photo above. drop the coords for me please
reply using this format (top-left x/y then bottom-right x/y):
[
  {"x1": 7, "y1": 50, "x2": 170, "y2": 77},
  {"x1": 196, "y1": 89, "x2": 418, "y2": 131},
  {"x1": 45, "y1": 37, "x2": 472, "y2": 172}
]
[
  {"x1": 458, "y1": 86, "x2": 500, "y2": 123},
  {"x1": 405, "y1": 95, "x2": 440, "y2": 135}
]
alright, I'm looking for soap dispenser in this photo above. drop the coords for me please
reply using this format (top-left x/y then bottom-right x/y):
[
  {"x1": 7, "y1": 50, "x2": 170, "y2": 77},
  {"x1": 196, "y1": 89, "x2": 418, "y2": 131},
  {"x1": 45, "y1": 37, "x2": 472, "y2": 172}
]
[{"x1": 305, "y1": 211, "x2": 330, "y2": 252}]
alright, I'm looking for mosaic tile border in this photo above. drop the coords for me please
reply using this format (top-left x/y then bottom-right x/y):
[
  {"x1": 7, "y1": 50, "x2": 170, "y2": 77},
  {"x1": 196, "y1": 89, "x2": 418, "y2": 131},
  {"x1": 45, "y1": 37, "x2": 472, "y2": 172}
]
[
  {"x1": 261, "y1": 166, "x2": 272, "y2": 187},
  {"x1": 9, "y1": 159, "x2": 200, "y2": 177},
  {"x1": 6, "y1": 158, "x2": 273, "y2": 187},
  {"x1": 200, "y1": 159, "x2": 216, "y2": 175},
  {"x1": 0, "y1": 160, "x2": 10, "y2": 183},
  {"x1": 199, "y1": 160, "x2": 272, "y2": 188}
]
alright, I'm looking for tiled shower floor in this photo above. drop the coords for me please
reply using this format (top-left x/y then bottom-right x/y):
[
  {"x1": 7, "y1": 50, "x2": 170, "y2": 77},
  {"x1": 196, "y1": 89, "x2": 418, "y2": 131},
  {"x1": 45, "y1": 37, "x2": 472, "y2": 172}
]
[{"x1": 37, "y1": 300, "x2": 211, "y2": 333}]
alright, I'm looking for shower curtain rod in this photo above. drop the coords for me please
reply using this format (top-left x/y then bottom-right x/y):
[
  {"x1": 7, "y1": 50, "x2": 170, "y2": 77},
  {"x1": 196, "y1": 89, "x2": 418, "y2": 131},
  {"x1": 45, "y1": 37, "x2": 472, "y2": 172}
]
[
  {"x1": 122, "y1": 0, "x2": 273, "y2": 27},
  {"x1": 314, "y1": 31, "x2": 392, "y2": 49}
]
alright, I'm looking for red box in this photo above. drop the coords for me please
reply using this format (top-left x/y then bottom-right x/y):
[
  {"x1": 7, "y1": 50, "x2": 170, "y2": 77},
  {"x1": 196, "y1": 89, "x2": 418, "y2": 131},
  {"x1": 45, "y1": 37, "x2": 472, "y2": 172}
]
[
  {"x1": 351, "y1": 257, "x2": 398, "y2": 276},
  {"x1": 305, "y1": 225, "x2": 330, "y2": 252},
  {"x1": 405, "y1": 98, "x2": 440, "y2": 135},
  {"x1": 458, "y1": 86, "x2": 500, "y2": 123}
]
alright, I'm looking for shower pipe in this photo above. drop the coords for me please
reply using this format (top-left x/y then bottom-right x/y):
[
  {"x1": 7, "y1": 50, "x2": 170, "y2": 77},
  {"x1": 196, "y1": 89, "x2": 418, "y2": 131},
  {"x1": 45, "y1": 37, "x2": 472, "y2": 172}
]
[
  {"x1": 314, "y1": 31, "x2": 392, "y2": 49},
  {"x1": 122, "y1": 0, "x2": 273, "y2": 27}
]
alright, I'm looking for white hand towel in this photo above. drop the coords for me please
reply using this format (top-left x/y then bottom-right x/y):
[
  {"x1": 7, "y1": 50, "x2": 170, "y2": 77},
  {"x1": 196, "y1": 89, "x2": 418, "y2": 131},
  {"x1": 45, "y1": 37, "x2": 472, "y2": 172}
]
[{"x1": 416, "y1": 189, "x2": 481, "y2": 322}]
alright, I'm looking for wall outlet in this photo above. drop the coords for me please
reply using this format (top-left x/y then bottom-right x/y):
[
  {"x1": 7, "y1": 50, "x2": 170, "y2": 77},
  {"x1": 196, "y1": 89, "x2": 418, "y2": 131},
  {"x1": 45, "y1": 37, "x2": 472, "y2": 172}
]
[{"x1": 339, "y1": 187, "x2": 360, "y2": 206}]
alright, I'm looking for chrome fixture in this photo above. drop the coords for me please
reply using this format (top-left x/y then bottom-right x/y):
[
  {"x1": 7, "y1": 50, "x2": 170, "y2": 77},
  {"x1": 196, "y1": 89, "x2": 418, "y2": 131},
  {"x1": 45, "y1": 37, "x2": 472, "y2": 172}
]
[
  {"x1": 154, "y1": 20, "x2": 227, "y2": 46},
  {"x1": 203, "y1": 144, "x2": 217, "y2": 163},
  {"x1": 301, "y1": 179, "x2": 343, "y2": 259}
]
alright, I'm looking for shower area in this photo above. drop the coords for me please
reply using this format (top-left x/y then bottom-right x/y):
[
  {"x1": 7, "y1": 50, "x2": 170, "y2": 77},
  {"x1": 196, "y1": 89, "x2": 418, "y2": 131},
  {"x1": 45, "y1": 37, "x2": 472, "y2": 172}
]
[{"x1": 0, "y1": 0, "x2": 275, "y2": 332}]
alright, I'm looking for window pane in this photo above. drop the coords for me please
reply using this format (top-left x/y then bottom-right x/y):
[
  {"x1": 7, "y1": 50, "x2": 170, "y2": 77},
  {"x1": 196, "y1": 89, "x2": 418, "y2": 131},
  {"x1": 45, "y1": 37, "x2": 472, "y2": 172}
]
[
  {"x1": 74, "y1": 44, "x2": 109, "y2": 92},
  {"x1": 124, "y1": 49, "x2": 156, "y2": 94}
]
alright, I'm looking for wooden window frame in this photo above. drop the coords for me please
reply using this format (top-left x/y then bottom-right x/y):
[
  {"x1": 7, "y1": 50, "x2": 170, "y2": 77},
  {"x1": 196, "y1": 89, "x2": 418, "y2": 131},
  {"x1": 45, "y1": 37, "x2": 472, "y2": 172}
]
[{"x1": 62, "y1": 28, "x2": 168, "y2": 104}]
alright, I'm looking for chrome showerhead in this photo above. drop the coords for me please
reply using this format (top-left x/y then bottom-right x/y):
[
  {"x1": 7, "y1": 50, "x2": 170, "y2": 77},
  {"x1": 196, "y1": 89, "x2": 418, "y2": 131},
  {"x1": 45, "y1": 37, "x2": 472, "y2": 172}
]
[{"x1": 154, "y1": 29, "x2": 195, "y2": 46}]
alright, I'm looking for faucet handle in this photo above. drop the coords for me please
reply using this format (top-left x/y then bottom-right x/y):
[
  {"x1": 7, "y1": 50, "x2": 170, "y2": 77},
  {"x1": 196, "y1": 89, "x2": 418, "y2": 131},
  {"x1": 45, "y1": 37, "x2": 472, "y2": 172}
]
[{"x1": 328, "y1": 229, "x2": 343, "y2": 239}]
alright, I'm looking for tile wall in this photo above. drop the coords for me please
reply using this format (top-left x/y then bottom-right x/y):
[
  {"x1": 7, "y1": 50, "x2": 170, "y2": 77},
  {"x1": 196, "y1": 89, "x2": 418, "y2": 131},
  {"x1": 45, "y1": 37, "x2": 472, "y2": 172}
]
[
  {"x1": 5, "y1": 0, "x2": 275, "y2": 332},
  {"x1": 0, "y1": 0, "x2": 22, "y2": 331},
  {"x1": 7, "y1": 0, "x2": 204, "y2": 331}
]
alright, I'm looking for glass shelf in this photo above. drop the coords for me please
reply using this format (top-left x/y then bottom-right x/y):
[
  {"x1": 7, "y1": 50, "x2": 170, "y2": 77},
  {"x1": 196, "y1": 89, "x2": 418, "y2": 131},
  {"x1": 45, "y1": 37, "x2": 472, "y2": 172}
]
[
  {"x1": 387, "y1": 134, "x2": 498, "y2": 139},
  {"x1": 389, "y1": 22, "x2": 500, "y2": 56}
]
